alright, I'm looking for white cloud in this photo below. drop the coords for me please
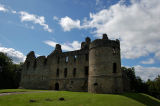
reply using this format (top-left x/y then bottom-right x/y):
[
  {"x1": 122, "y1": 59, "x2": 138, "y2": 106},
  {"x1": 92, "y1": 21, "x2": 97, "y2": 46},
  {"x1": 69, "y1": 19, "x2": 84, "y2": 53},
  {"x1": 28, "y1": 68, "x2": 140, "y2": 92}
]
[
  {"x1": 53, "y1": 16, "x2": 59, "y2": 21},
  {"x1": 135, "y1": 65, "x2": 160, "y2": 81},
  {"x1": 44, "y1": 40, "x2": 81, "y2": 51},
  {"x1": 59, "y1": 0, "x2": 160, "y2": 60},
  {"x1": 59, "y1": 16, "x2": 81, "y2": 31},
  {"x1": 0, "y1": 47, "x2": 26, "y2": 64},
  {"x1": 35, "y1": 54, "x2": 40, "y2": 57},
  {"x1": 11, "y1": 10, "x2": 17, "y2": 14},
  {"x1": 155, "y1": 51, "x2": 160, "y2": 60},
  {"x1": 0, "y1": 4, "x2": 8, "y2": 12},
  {"x1": 19, "y1": 11, "x2": 52, "y2": 32},
  {"x1": 141, "y1": 58, "x2": 155, "y2": 64},
  {"x1": 0, "y1": 3, "x2": 52, "y2": 33}
]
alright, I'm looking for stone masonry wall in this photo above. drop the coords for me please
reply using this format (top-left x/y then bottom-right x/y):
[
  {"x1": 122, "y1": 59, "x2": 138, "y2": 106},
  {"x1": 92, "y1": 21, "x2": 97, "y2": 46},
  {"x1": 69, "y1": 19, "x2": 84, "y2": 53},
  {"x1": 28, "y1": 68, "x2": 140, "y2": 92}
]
[{"x1": 20, "y1": 34, "x2": 126, "y2": 93}]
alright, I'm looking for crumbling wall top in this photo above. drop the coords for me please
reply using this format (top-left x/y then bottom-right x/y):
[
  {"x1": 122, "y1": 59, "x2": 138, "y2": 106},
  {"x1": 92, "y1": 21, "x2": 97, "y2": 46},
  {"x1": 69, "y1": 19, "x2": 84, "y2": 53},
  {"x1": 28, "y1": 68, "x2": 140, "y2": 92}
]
[
  {"x1": 81, "y1": 37, "x2": 91, "y2": 50},
  {"x1": 26, "y1": 51, "x2": 36, "y2": 61},
  {"x1": 102, "y1": 34, "x2": 108, "y2": 40},
  {"x1": 54, "y1": 44, "x2": 62, "y2": 53},
  {"x1": 90, "y1": 34, "x2": 120, "y2": 49}
]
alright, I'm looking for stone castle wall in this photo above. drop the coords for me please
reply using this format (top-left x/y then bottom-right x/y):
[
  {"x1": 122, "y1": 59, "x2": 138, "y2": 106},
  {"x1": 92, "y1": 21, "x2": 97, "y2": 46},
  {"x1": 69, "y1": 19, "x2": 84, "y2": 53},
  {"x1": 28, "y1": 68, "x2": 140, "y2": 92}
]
[{"x1": 20, "y1": 34, "x2": 125, "y2": 93}]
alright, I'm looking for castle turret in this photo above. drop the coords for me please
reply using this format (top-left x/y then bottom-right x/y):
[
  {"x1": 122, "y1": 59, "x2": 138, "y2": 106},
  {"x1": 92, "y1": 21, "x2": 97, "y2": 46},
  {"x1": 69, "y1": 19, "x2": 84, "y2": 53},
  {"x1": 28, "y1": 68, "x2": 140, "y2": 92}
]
[
  {"x1": 81, "y1": 37, "x2": 91, "y2": 50},
  {"x1": 25, "y1": 51, "x2": 36, "y2": 70},
  {"x1": 88, "y1": 34, "x2": 123, "y2": 93},
  {"x1": 54, "y1": 44, "x2": 62, "y2": 53}
]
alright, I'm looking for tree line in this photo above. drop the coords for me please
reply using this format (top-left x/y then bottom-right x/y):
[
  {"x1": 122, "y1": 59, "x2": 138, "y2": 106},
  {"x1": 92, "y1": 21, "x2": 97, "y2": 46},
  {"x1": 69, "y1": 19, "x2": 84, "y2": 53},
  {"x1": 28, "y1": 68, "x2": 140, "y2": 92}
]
[
  {"x1": 122, "y1": 67, "x2": 160, "y2": 99},
  {"x1": 0, "y1": 52, "x2": 159, "y2": 99}
]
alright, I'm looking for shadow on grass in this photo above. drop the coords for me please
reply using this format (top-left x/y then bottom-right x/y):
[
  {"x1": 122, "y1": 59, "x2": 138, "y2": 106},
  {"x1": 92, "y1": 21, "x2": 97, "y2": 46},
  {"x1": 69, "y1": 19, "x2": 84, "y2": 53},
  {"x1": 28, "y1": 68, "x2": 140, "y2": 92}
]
[{"x1": 122, "y1": 93, "x2": 160, "y2": 106}]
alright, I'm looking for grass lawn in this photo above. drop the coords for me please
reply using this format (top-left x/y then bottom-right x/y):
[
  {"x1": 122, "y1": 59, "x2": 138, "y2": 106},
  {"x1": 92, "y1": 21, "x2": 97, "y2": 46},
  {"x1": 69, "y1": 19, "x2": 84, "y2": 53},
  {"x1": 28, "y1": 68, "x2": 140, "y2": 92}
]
[
  {"x1": 0, "y1": 89, "x2": 159, "y2": 106},
  {"x1": 0, "y1": 89, "x2": 47, "y2": 93}
]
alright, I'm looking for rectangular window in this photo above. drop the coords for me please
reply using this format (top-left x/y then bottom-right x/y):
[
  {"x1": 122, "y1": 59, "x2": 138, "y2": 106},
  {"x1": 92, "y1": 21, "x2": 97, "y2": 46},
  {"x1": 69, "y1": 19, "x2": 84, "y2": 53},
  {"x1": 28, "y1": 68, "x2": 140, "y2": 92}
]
[
  {"x1": 113, "y1": 63, "x2": 117, "y2": 73},
  {"x1": 65, "y1": 56, "x2": 69, "y2": 63},
  {"x1": 85, "y1": 66, "x2": 89, "y2": 77},
  {"x1": 74, "y1": 55, "x2": 77, "y2": 62},
  {"x1": 64, "y1": 68, "x2": 67, "y2": 78},
  {"x1": 73, "y1": 68, "x2": 76, "y2": 77},
  {"x1": 56, "y1": 68, "x2": 59, "y2": 77}
]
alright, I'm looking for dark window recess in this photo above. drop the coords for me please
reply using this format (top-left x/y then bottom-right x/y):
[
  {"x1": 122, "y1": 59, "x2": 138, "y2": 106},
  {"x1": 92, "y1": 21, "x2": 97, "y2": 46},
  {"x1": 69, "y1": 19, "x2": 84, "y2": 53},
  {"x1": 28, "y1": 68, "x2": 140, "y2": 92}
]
[
  {"x1": 73, "y1": 68, "x2": 76, "y2": 77},
  {"x1": 74, "y1": 55, "x2": 77, "y2": 62},
  {"x1": 44, "y1": 58, "x2": 47, "y2": 65},
  {"x1": 85, "y1": 66, "x2": 89, "y2": 77},
  {"x1": 94, "y1": 83, "x2": 98, "y2": 86},
  {"x1": 71, "y1": 81, "x2": 74, "y2": 84},
  {"x1": 65, "y1": 56, "x2": 69, "y2": 63},
  {"x1": 85, "y1": 54, "x2": 89, "y2": 61},
  {"x1": 56, "y1": 68, "x2": 59, "y2": 77},
  {"x1": 33, "y1": 60, "x2": 37, "y2": 69},
  {"x1": 26, "y1": 61, "x2": 30, "y2": 69},
  {"x1": 64, "y1": 68, "x2": 67, "y2": 78},
  {"x1": 113, "y1": 63, "x2": 117, "y2": 73},
  {"x1": 55, "y1": 83, "x2": 59, "y2": 90},
  {"x1": 57, "y1": 56, "x2": 60, "y2": 64}
]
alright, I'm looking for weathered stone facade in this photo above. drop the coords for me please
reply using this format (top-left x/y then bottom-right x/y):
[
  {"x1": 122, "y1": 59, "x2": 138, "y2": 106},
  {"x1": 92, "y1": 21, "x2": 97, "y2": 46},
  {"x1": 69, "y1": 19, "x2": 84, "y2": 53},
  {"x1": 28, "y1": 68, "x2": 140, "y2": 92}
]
[{"x1": 20, "y1": 34, "x2": 124, "y2": 93}]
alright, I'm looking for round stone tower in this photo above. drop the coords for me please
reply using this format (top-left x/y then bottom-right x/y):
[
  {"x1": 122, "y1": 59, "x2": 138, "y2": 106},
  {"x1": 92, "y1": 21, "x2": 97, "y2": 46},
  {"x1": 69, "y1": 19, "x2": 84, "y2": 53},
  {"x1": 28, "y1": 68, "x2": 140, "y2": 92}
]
[{"x1": 88, "y1": 34, "x2": 123, "y2": 94}]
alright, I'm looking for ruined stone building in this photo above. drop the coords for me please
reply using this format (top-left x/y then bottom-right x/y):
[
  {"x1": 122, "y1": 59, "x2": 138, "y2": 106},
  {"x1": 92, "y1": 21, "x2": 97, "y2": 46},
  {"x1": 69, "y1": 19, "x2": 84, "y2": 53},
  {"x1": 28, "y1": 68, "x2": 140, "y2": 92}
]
[{"x1": 20, "y1": 34, "x2": 125, "y2": 94}]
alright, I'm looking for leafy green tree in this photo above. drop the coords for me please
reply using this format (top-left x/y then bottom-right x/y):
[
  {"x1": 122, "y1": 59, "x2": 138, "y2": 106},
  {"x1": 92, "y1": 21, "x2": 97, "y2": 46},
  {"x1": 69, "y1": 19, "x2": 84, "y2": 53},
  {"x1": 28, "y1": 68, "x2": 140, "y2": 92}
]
[
  {"x1": 0, "y1": 52, "x2": 23, "y2": 89},
  {"x1": 121, "y1": 66, "x2": 148, "y2": 93},
  {"x1": 147, "y1": 76, "x2": 160, "y2": 99}
]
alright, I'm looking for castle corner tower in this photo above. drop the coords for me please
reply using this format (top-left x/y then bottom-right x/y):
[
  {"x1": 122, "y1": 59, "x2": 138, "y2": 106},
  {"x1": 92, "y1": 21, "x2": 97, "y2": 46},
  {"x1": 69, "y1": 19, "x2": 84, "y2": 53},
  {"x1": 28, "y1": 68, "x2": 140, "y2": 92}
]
[{"x1": 88, "y1": 34, "x2": 123, "y2": 94}]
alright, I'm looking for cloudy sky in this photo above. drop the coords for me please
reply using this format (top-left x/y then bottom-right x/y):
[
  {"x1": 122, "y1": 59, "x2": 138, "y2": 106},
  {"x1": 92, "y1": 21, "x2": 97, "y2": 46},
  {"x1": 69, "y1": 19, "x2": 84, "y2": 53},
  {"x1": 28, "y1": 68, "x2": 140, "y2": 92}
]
[{"x1": 0, "y1": 0, "x2": 160, "y2": 81}]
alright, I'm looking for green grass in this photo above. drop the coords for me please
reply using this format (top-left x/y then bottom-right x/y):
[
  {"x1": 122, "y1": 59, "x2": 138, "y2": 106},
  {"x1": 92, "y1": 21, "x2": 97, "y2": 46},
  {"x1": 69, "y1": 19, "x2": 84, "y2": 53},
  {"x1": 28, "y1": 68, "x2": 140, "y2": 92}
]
[
  {"x1": 0, "y1": 89, "x2": 159, "y2": 106},
  {"x1": 0, "y1": 89, "x2": 47, "y2": 93}
]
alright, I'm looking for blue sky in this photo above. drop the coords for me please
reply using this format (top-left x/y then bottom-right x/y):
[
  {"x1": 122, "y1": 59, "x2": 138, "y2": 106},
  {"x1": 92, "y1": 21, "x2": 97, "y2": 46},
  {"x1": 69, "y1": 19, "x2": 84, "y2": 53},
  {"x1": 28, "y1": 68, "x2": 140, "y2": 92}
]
[{"x1": 0, "y1": 0, "x2": 160, "y2": 81}]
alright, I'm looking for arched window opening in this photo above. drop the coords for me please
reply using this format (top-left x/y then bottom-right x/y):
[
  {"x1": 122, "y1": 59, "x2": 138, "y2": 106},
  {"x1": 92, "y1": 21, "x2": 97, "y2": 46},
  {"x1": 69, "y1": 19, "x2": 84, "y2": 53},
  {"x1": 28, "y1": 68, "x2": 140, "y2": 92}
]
[
  {"x1": 113, "y1": 63, "x2": 117, "y2": 73},
  {"x1": 85, "y1": 66, "x2": 89, "y2": 77},
  {"x1": 73, "y1": 68, "x2": 76, "y2": 77},
  {"x1": 64, "y1": 68, "x2": 67, "y2": 78},
  {"x1": 56, "y1": 68, "x2": 59, "y2": 77}
]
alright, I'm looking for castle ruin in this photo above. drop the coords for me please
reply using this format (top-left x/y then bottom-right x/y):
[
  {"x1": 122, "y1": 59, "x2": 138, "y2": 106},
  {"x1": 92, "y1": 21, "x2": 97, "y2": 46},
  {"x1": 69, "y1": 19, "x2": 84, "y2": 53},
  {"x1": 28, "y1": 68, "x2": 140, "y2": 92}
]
[{"x1": 20, "y1": 34, "x2": 124, "y2": 94}]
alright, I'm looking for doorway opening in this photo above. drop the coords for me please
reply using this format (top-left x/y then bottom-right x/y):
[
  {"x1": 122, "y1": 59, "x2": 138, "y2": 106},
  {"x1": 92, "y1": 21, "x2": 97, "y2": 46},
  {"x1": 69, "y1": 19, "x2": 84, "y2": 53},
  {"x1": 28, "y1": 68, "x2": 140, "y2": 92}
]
[{"x1": 55, "y1": 83, "x2": 59, "y2": 90}]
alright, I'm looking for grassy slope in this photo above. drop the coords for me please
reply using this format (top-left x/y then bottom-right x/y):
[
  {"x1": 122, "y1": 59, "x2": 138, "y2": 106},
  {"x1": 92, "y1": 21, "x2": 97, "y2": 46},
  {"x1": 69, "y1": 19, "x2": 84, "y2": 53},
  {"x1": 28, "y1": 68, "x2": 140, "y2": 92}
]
[{"x1": 0, "y1": 89, "x2": 159, "y2": 106}]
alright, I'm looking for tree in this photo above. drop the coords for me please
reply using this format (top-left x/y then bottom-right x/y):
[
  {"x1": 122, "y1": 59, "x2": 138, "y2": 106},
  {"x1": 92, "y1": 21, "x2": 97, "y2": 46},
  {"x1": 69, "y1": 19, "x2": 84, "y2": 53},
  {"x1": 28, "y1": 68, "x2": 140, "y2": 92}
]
[
  {"x1": 121, "y1": 66, "x2": 148, "y2": 93},
  {"x1": 147, "y1": 75, "x2": 160, "y2": 99},
  {"x1": 0, "y1": 52, "x2": 23, "y2": 89}
]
